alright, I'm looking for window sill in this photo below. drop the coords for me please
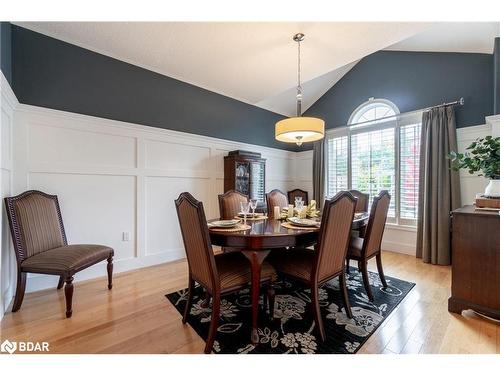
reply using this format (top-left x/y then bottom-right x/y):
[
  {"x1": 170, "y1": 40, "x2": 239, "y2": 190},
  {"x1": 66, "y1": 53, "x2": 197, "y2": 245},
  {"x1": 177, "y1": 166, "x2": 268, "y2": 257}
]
[{"x1": 385, "y1": 223, "x2": 417, "y2": 233}]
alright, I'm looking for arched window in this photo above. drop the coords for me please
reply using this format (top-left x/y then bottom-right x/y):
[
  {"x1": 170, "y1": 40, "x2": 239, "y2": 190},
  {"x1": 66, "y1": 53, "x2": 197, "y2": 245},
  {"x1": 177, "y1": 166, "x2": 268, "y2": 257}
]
[
  {"x1": 348, "y1": 98, "x2": 399, "y2": 127},
  {"x1": 326, "y1": 97, "x2": 422, "y2": 226}
]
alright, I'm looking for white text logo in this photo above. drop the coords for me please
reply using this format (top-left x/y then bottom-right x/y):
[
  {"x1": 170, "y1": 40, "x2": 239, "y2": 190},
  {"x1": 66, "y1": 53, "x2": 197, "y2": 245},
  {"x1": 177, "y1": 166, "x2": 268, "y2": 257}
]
[{"x1": 1, "y1": 339, "x2": 49, "y2": 354}]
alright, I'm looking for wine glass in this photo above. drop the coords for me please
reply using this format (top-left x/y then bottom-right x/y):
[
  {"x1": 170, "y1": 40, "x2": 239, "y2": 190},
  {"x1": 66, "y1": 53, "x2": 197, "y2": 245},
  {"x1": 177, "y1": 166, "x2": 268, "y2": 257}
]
[
  {"x1": 240, "y1": 201, "x2": 250, "y2": 222},
  {"x1": 249, "y1": 199, "x2": 258, "y2": 217}
]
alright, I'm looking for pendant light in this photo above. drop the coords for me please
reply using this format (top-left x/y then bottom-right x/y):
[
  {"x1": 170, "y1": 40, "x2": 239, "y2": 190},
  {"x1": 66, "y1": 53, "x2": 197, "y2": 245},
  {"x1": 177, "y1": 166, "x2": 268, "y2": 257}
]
[{"x1": 275, "y1": 33, "x2": 325, "y2": 146}]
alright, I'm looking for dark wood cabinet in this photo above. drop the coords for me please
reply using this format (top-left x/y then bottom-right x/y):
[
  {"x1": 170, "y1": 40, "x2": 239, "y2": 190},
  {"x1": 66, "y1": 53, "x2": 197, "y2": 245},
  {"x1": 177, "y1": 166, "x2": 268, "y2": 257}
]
[
  {"x1": 448, "y1": 205, "x2": 500, "y2": 319},
  {"x1": 224, "y1": 150, "x2": 266, "y2": 210}
]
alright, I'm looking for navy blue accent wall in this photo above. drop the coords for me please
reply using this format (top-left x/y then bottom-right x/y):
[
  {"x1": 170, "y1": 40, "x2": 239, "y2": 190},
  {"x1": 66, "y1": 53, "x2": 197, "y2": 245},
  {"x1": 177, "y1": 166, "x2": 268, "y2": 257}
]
[
  {"x1": 0, "y1": 22, "x2": 12, "y2": 84},
  {"x1": 305, "y1": 50, "x2": 493, "y2": 130},
  {"x1": 494, "y1": 38, "x2": 500, "y2": 115},
  {"x1": 11, "y1": 25, "x2": 293, "y2": 151}
]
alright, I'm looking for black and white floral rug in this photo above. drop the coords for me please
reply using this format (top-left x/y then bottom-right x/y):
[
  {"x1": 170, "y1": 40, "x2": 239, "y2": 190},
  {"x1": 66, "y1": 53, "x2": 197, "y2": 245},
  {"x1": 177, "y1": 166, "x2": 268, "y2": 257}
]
[{"x1": 166, "y1": 267, "x2": 415, "y2": 354}]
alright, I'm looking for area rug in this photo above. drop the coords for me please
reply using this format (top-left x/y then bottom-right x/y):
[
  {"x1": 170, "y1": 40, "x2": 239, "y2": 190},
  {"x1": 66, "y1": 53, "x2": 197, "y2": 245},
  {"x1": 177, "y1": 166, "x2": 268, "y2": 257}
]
[{"x1": 166, "y1": 267, "x2": 415, "y2": 354}]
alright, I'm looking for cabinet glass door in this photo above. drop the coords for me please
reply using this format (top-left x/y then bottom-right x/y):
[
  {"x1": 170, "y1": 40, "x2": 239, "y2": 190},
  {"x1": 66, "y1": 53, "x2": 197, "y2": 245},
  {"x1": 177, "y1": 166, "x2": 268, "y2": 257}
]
[
  {"x1": 235, "y1": 162, "x2": 250, "y2": 196},
  {"x1": 249, "y1": 162, "x2": 265, "y2": 204}
]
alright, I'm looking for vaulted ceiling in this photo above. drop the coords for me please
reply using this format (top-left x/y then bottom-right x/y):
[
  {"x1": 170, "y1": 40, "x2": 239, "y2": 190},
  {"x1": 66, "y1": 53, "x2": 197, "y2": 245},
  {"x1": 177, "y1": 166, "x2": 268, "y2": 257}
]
[{"x1": 14, "y1": 22, "x2": 500, "y2": 116}]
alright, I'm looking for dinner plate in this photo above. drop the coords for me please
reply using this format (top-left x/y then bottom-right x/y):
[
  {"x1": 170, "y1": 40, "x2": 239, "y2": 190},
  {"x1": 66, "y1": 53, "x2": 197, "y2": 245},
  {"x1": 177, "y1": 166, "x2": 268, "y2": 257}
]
[
  {"x1": 209, "y1": 219, "x2": 240, "y2": 228},
  {"x1": 286, "y1": 217, "x2": 318, "y2": 227}
]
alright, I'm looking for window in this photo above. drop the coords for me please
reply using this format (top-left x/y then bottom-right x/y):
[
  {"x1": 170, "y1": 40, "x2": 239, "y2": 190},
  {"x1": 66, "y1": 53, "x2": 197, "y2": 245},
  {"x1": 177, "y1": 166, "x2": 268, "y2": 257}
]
[{"x1": 326, "y1": 99, "x2": 421, "y2": 226}]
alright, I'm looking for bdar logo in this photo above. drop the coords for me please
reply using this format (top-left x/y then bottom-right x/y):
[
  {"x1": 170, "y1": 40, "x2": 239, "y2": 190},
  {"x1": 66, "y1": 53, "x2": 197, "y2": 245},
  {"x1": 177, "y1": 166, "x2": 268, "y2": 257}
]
[{"x1": 1, "y1": 339, "x2": 17, "y2": 354}]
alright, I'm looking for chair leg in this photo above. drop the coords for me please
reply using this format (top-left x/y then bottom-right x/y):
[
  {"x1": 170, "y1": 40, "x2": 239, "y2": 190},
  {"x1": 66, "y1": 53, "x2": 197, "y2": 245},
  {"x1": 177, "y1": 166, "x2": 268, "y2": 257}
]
[
  {"x1": 311, "y1": 284, "x2": 326, "y2": 342},
  {"x1": 360, "y1": 261, "x2": 374, "y2": 301},
  {"x1": 267, "y1": 285, "x2": 275, "y2": 320},
  {"x1": 345, "y1": 258, "x2": 350, "y2": 273},
  {"x1": 201, "y1": 291, "x2": 211, "y2": 308},
  {"x1": 64, "y1": 276, "x2": 74, "y2": 318},
  {"x1": 263, "y1": 287, "x2": 268, "y2": 312},
  {"x1": 57, "y1": 276, "x2": 65, "y2": 290},
  {"x1": 107, "y1": 255, "x2": 113, "y2": 290},
  {"x1": 339, "y1": 271, "x2": 353, "y2": 319},
  {"x1": 205, "y1": 293, "x2": 221, "y2": 354},
  {"x1": 182, "y1": 275, "x2": 195, "y2": 324},
  {"x1": 12, "y1": 271, "x2": 27, "y2": 312},
  {"x1": 376, "y1": 252, "x2": 388, "y2": 288}
]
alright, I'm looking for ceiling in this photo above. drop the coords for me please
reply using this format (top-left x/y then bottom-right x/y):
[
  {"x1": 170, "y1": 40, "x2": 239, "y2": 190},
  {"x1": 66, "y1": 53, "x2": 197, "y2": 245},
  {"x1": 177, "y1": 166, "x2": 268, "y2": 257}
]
[
  {"x1": 386, "y1": 22, "x2": 500, "y2": 54},
  {"x1": 13, "y1": 22, "x2": 500, "y2": 116}
]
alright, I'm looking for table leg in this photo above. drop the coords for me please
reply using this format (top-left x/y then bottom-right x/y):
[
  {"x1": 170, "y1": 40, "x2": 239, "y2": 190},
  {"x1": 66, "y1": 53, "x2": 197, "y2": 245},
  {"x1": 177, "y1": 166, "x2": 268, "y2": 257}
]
[{"x1": 241, "y1": 250, "x2": 270, "y2": 345}]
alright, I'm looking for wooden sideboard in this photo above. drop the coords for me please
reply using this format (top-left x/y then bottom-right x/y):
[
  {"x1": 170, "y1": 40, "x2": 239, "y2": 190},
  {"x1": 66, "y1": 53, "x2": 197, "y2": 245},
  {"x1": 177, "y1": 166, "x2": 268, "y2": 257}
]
[{"x1": 448, "y1": 205, "x2": 500, "y2": 319}]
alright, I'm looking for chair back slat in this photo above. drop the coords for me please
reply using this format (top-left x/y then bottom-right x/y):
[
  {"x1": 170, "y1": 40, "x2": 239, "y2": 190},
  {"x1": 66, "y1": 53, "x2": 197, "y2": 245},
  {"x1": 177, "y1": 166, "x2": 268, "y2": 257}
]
[
  {"x1": 175, "y1": 192, "x2": 217, "y2": 292},
  {"x1": 5, "y1": 190, "x2": 67, "y2": 262},
  {"x1": 287, "y1": 189, "x2": 309, "y2": 205},
  {"x1": 349, "y1": 190, "x2": 369, "y2": 213},
  {"x1": 314, "y1": 191, "x2": 356, "y2": 283},
  {"x1": 218, "y1": 190, "x2": 248, "y2": 219},
  {"x1": 363, "y1": 191, "x2": 391, "y2": 258},
  {"x1": 266, "y1": 189, "x2": 288, "y2": 219}
]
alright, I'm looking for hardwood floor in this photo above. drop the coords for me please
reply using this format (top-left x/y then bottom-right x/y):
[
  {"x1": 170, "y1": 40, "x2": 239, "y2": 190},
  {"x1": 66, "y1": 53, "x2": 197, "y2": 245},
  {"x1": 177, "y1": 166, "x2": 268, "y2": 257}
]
[{"x1": 1, "y1": 250, "x2": 499, "y2": 354}]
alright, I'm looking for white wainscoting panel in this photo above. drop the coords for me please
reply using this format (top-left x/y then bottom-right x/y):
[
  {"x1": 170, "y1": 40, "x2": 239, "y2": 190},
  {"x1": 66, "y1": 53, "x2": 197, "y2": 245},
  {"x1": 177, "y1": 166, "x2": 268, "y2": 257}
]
[
  {"x1": 294, "y1": 150, "x2": 314, "y2": 198},
  {"x1": 145, "y1": 176, "x2": 211, "y2": 256}
]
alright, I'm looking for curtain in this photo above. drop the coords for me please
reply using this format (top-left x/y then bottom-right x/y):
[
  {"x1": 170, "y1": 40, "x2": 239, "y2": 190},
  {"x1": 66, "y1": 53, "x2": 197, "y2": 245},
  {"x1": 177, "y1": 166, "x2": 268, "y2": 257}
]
[
  {"x1": 312, "y1": 138, "x2": 326, "y2": 208},
  {"x1": 416, "y1": 106, "x2": 461, "y2": 265}
]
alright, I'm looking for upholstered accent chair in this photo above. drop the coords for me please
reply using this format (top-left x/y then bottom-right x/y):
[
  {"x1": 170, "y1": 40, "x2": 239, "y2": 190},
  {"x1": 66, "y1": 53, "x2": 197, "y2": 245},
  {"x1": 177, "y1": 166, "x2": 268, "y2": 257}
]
[
  {"x1": 269, "y1": 191, "x2": 357, "y2": 342},
  {"x1": 346, "y1": 190, "x2": 391, "y2": 301},
  {"x1": 4, "y1": 190, "x2": 114, "y2": 318},
  {"x1": 349, "y1": 190, "x2": 369, "y2": 237},
  {"x1": 266, "y1": 189, "x2": 288, "y2": 219},
  {"x1": 287, "y1": 189, "x2": 309, "y2": 206},
  {"x1": 218, "y1": 190, "x2": 248, "y2": 219},
  {"x1": 175, "y1": 192, "x2": 277, "y2": 354}
]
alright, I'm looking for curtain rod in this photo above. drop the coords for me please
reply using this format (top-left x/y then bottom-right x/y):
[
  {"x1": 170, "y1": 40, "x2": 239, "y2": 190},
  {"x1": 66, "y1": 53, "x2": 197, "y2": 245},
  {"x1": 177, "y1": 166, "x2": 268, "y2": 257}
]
[{"x1": 347, "y1": 97, "x2": 465, "y2": 128}]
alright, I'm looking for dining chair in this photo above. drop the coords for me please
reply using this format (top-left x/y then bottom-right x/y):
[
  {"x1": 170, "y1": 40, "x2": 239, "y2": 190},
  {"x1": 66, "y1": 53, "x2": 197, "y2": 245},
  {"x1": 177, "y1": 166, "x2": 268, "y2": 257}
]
[
  {"x1": 346, "y1": 190, "x2": 390, "y2": 301},
  {"x1": 175, "y1": 192, "x2": 277, "y2": 353},
  {"x1": 349, "y1": 190, "x2": 369, "y2": 237},
  {"x1": 287, "y1": 189, "x2": 309, "y2": 206},
  {"x1": 268, "y1": 191, "x2": 357, "y2": 342},
  {"x1": 218, "y1": 190, "x2": 248, "y2": 219},
  {"x1": 4, "y1": 190, "x2": 114, "y2": 318},
  {"x1": 266, "y1": 189, "x2": 288, "y2": 219}
]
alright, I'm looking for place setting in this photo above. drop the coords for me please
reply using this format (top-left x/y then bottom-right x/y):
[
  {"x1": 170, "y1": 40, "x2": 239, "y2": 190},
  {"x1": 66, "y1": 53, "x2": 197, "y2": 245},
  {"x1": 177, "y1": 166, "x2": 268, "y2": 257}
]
[{"x1": 277, "y1": 197, "x2": 321, "y2": 230}]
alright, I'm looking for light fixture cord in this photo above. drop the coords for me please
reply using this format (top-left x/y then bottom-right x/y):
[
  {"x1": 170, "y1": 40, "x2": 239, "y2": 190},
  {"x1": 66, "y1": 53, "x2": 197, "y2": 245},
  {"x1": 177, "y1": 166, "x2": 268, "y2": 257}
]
[{"x1": 296, "y1": 37, "x2": 302, "y2": 117}]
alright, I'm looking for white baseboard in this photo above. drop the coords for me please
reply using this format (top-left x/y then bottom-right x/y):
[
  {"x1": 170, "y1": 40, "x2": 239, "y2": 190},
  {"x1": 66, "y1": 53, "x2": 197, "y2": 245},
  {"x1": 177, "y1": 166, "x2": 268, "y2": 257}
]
[{"x1": 381, "y1": 240, "x2": 416, "y2": 256}]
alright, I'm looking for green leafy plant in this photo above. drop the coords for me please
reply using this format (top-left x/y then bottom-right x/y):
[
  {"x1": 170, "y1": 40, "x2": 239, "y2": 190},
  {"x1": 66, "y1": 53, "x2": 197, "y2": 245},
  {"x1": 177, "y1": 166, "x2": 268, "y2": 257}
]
[{"x1": 449, "y1": 136, "x2": 500, "y2": 180}]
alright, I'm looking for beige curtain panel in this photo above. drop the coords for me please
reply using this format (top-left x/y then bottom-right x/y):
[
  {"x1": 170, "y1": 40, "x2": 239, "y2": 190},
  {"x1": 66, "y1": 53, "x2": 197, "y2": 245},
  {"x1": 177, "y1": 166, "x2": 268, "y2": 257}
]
[{"x1": 416, "y1": 106, "x2": 461, "y2": 265}]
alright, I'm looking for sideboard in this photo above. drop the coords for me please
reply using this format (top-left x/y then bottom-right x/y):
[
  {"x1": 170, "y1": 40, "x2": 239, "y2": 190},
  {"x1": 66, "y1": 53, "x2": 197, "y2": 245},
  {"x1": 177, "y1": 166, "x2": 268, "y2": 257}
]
[{"x1": 448, "y1": 205, "x2": 500, "y2": 319}]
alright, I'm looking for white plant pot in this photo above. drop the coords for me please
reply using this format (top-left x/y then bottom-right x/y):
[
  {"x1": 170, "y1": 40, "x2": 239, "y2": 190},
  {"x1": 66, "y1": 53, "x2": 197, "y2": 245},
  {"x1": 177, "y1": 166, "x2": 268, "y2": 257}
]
[{"x1": 484, "y1": 179, "x2": 500, "y2": 198}]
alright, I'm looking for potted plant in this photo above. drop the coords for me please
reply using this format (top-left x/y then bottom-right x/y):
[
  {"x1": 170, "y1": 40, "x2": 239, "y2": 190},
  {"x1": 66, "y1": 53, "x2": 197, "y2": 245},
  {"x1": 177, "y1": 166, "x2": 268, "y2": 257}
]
[{"x1": 449, "y1": 136, "x2": 500, "y2": 198}]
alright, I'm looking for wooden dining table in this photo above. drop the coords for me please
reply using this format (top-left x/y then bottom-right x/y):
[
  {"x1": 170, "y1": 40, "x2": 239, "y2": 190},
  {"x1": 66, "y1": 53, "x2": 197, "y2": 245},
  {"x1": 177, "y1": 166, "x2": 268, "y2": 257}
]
[{"x1": 208, "y1": 213, "x2": 369, "y2": 344}]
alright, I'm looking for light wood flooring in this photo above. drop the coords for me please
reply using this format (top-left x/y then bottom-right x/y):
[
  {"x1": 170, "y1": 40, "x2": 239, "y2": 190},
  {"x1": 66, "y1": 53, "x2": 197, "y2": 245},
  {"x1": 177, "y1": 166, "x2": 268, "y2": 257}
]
[{"x1": 1, "y1": 251, "x2": 499, "y2": 354}]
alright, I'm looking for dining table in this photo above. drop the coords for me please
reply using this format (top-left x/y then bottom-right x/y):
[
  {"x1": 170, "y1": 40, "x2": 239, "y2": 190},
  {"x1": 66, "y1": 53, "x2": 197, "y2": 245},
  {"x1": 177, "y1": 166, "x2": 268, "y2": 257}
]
[{"x1": 208, "y1": 212, "x2": 369, "y2": 344}]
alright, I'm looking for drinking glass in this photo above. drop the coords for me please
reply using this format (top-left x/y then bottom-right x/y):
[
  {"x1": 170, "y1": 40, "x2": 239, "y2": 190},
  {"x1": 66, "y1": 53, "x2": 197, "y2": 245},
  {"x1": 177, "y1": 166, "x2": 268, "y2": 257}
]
[
  {"x1": 240, "y1": 201, "x2": 250, "y2": 221},
  {"x1": 249, "y1": 199, "x2": 258, "y2": 217},
  {"x1": 295, "y1": 199, "x2": 304, "y2": 218}
]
